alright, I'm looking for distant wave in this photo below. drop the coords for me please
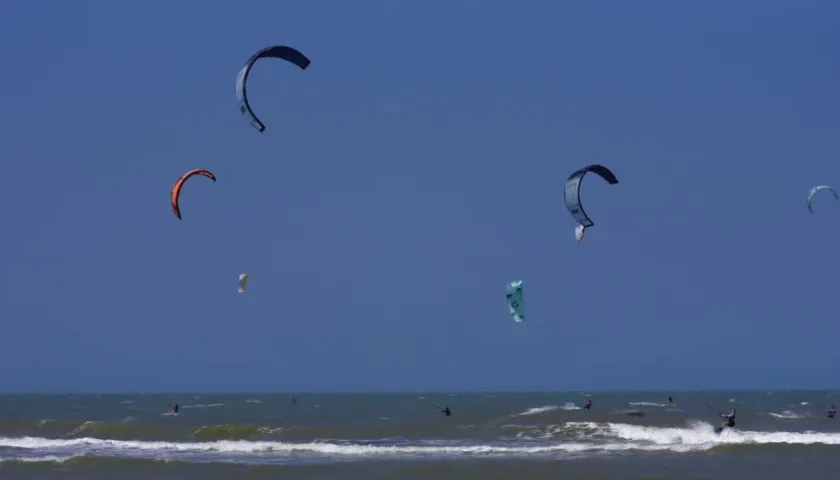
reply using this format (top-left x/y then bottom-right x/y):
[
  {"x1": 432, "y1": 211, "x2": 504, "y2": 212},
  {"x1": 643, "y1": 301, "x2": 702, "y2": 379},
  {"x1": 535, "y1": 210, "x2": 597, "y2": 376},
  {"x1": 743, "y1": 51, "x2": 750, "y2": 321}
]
[
  {"x1": 628, "y1": 402, "x2": 668, "y2": 407},
  {"x1": 182, "y1": 403, "x2": 225, "y2": 409},
  {"x1": 190, "y1": 424, "x2": 284, "y2": 440},
  {"x1": 517, "y1": 403, "x2": 580, "y2": 416},
  {"x1": 769, "y1": 411, "x2": 806, "y2": 420}
]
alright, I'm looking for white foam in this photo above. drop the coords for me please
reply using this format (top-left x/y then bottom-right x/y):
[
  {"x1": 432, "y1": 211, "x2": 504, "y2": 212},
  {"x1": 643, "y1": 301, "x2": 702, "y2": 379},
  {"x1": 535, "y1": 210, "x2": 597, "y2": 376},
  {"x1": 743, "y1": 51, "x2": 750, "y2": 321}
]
[
  {"x1": 518, "y1": 403, "x2": 580, "y2": 416},
  {"x1": 569, "y1": 421, "x2": 840, "y2": 446},
  {"x1": 182, "y1": 403, "x2": 225, "y2": 409},
  {"x1": 0, "y1": 436, "x2": 697, "y2": 457},
  {"x1": 769, "y1": 411, "x2": 806, "y2": 420},
  {"x1": 2, "y1": 421, "x2": 838, "y2": 462},
  {"x1": 0, "y1": 455, "x2": 80, "y2": 464}
]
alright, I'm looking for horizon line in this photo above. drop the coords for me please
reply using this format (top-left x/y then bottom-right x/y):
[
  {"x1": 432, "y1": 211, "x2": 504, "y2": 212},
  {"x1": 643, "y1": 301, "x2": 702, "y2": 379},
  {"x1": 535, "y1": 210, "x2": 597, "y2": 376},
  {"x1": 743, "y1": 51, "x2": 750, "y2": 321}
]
[{"x1": 1, "y1": 388, "x2": 837, "y2": 395}]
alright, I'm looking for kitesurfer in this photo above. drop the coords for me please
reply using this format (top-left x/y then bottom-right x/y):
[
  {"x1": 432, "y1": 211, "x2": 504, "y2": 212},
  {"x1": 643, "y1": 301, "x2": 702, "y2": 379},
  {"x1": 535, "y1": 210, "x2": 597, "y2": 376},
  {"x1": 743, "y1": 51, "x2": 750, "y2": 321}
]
[
  {"x1": 719, "y1": 408, "x2": 736, "y2": 430},
  {"x1": 290, "y1": 395, "x2": 297, "y2": 404},
  {"x1": 668, "y1": 396, "x2": 673, "y2": 404},
  {"x1": 828, "y1": 405, "x2": 836, "y2": 419},
  {"x1": 173, "y1": 404, "x2": 180, "y2": 414},
  {"x1": 583, "y1": 399, "x2": 592, "y2": 410},
  {"x1": 430, "y1": 403, "x2": 451, "y2": 416},
  {"x1": 431, "y1": 403, "x2": 451, "y2": 416}
]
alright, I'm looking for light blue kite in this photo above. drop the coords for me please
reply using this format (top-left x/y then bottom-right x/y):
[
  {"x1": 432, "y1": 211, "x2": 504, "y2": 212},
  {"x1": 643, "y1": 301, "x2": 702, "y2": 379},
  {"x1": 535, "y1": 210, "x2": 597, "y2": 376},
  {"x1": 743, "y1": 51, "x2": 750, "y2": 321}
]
[{"x1": 506, "y1": 280, "x2": 525, "y2": 323}]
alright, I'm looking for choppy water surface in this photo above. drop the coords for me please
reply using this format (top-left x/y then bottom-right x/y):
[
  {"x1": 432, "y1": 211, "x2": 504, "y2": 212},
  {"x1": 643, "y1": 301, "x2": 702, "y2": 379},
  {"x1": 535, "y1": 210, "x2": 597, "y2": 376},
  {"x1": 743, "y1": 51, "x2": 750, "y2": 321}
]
[{"x1": 1, "y1": 391, "x2": 839, "y2": 479}]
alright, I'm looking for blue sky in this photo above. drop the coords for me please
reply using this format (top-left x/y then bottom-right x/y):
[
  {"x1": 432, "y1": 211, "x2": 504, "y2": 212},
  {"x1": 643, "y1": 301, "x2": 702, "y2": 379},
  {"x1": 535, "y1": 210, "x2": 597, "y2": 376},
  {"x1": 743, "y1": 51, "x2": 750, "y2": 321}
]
[{"x1": 1, "y1": 0, "x2": 839, "y2": 393}]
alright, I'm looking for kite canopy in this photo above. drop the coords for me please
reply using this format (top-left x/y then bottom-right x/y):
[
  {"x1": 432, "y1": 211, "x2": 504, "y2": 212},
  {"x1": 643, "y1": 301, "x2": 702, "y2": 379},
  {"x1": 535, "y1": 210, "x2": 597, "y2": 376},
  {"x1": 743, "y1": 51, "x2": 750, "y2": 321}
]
[
  {"x1": 807, "y1": 185, "x2": 838, "y2": 213},
  {"x1": 235, "y1": 45, "x2": 311, "y2": 133},
  {"x1": 506, "y1": 280, "x2": 525, "y2": 323},
  {"x1": 170, "y1": 169, "x2": 216, "y2": 220},
  {"x1": 564, "y1": 164, "x2": 619, "y2": 228}
]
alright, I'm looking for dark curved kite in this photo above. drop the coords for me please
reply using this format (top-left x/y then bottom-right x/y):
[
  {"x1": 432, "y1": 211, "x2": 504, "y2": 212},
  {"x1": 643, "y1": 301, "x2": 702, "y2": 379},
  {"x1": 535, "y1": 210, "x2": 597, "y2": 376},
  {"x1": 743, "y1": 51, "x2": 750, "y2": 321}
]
[
  {"x1": 171, "y1": 169, "x2": 216, "y2": 220},
  {"x1": 807, "y1": 185, "x2": 839, "y2": 213},
  {"x1": 564, "y1": 164, "x2": 619, "y2": 228},
  {"x1": 235, "y1": 46, "x2": 311, "y2": 133}
]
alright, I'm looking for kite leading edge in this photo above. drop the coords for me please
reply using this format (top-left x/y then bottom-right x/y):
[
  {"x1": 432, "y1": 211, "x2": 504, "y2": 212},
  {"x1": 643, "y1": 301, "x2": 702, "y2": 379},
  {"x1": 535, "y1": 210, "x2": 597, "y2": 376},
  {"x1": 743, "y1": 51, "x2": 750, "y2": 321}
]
[{"x1": 564, "y1": 164, "x2": 619, "y2": 243}]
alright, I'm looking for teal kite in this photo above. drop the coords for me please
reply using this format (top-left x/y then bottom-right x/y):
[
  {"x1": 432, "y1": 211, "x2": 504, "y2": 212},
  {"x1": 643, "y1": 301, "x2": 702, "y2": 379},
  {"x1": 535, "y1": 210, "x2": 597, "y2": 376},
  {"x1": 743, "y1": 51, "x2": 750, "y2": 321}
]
[{"x1": 506, "y1": 280, "x2": 525, "y2": 323}]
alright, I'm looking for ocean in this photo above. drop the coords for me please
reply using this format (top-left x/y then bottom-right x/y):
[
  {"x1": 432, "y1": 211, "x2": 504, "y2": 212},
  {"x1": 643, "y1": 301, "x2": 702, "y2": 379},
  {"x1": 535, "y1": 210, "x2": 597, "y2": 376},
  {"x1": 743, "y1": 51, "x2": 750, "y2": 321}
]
[{"x1": 0, "y1": 391, "x2": 838, "y2": 479}]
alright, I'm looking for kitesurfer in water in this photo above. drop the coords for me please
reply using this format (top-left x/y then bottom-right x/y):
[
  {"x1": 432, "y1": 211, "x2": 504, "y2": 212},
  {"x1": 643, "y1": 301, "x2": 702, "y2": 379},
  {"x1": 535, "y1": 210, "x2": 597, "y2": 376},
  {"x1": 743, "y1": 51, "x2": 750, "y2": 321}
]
[
  {"x1": 719, "y1": 408, "x2": 736, "y2": 430},
  {"x1": 583, "y1": 399, "x2": 592, "y2": 410},
  {"x1": 668, "y1": 396, "x2": 673, "y2": 404},
  {"x1": 828, "y1": 405, "x2": 836, "y2": 418},
  {"x1": 432, "y1": 404, "x2": 451, "y2": 416},
  {"x1": 173, "y1": 404, "x2": 180, "y2": 414}
]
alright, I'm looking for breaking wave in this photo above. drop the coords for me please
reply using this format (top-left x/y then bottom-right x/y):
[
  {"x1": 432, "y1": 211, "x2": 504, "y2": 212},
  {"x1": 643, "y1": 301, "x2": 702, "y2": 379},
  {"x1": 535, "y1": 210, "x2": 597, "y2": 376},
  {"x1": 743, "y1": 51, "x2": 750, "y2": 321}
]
[{"x1": 2, "y1": 421, "x2": 838, "y2": 465}]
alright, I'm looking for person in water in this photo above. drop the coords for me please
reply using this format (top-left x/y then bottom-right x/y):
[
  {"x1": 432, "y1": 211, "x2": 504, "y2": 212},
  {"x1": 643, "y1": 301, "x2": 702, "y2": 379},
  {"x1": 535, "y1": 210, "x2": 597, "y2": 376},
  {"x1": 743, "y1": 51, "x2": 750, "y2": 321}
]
[
  {"x1": 827, "y1": 405, "x2": 836, "y2": 419},
  {"x1": 583, "y1": 399, "x2": 592, "y2": 410},
  {"x1": 668, "y1": 396, "x2": 673, "y2": 404},
  {"x1": 432, "y1": 404, "x2": 451, "y2": 416},
  {"x1": 719, "y1": 408, "x2": 736, "y2": 429},
  {"x1": 173, "y1": 404, "x2": 180, "y2": 414}
]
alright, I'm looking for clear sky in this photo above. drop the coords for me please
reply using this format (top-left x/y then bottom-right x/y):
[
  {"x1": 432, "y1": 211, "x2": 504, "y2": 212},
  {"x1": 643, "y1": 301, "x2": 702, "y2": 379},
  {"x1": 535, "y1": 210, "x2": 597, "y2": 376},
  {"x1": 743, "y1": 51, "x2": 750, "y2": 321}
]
[{"x1": 1, "y1": 0, "x2": 839, "y2": 393}]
